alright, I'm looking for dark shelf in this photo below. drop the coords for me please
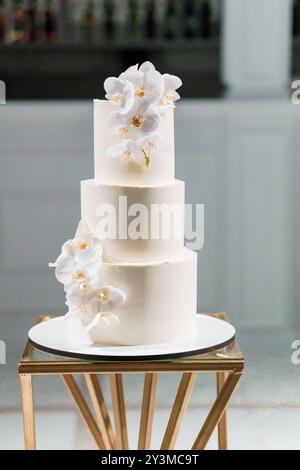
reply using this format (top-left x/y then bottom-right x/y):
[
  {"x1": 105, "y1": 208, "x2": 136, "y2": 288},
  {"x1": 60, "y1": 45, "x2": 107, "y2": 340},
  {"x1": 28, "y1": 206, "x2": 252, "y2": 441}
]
[
  {"x1": 0, "y1": 40, "x2": 221, "y2": 99},
  {"x1": 0, "y1": 38, "x2": 219, "y2": 51},
  {"x1": 293, "y1": 38, "x2": 300, "y2": 76}
]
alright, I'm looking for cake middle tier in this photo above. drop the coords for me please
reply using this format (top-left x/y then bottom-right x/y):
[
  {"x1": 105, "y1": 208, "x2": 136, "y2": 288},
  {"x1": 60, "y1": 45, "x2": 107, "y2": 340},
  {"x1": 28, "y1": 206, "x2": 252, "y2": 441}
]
[{"x1": 81, "y1": 179, "x2": 185, "y2": 262}]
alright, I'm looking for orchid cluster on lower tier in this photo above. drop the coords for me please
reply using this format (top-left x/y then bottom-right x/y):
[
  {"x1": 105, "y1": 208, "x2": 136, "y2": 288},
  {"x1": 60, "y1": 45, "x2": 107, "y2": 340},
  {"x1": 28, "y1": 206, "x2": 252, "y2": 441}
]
[
  {"x1": 49, "y1": 221, "x2": 126, "y2": 341},
  {"x1": 104, "y1": 61, "x2": 182, "y2": 168}
]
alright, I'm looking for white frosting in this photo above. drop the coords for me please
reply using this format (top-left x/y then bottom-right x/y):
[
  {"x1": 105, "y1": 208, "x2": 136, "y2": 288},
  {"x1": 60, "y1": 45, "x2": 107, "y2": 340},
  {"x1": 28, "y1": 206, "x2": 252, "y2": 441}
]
[
  {"x1": 81, "y1": 179, "x2": 185, "y2": 262},
  {"x1": 94, "y1": 100, "x2": 175, "y2": 186},
  {"x1": 67, "y1": 248, "x2": 197, "y2": 345},
  {"x1": 50, "y1": 62, "x2": 198, "y2": 346}
]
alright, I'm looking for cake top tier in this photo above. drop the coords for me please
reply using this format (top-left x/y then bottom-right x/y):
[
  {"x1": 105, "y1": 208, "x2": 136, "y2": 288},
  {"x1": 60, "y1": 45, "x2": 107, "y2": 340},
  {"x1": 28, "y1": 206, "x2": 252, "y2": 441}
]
[{"x1": 94, "y1": 62, "x2": 182, "y2": 186}]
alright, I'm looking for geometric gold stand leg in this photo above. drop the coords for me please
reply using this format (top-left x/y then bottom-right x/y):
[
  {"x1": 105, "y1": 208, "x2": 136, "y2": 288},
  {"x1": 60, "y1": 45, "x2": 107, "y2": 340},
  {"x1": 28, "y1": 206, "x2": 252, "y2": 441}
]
[
  {"x1": 217, "y1": 372, "x2": 227, "y2": 449},
  {"x1": 138, "y1": 373, "x2": 158, "y2": 450},
  {"x1": 20, "y1": 374, "x2": 36, "y2": 450},
  {"x1": 62, "y1": 374, "x2": 105, "y2": 449},
  {"x1": 192, "y1": 371, "x2": 242, "y2": 450},
  {"x1": 110, "y1": 374, "x2": 129, "y2": 450},
  {"x1": 161, "y1": 372, "x2": 197, "y2": 450},
  {"x1": 84, "y1": 374, "x2": 116, "y2": 450}
]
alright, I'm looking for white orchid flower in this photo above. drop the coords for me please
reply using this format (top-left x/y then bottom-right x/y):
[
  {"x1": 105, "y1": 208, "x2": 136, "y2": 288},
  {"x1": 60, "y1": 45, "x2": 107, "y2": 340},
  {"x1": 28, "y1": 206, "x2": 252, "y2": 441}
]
[
  {"x1": 66, "y1": 281, "x2": 126, "y2": 328},
  {"x1": 119, "y1": 61, "x2": 164, "y2": 106},
  {"x1": 132, "y1": 134, "x2": 169, "y2": 168},
  {"x1": 65, "y1": 282, "x2": 99, "y2": 327},
  {"x1": 86, "y1": 312, "x2": 120, "y2": 342},
  {"x1": 66, "y1": 282, "x2": 103, "y2": 325},
  {"x1": 134, "y1": 70, "x2": 164, "y2": 105},
  {"x1": 66, "y1": 281, "x2": 126, "y2": 315},
  {"x1": 140, "y1": 68, "x2": 164, "y2": 105},
  {"x1": 139, "y1": 104, "x2": 161, "y2": 132},
  {"x1": 113, "y1": 124, "x2": 132, "y2": 140},
  {"x1": 49, "y1": 220, "x2": 102, "y2": 290},
  {"x1": 160, "y1": 73, "x2": 182, "y2": 106},
  {"x1": 139, "y1": 61, "x2": 156, "y2": 74},
  {"x1": 106, "y1": 139, "x2": 143, "y2": 165},
  {"x1": 106, "y1": 140, "x2": 134, "y2": 164},
  {"x1": 108, "y1": 100, "x2": 160, "y2": 138},
  {"x1": 119, "y1": 64, "x2": 144, "y2": 89},
  {"x1": 104, "y1": 77, "x2": 134, "y2": 115},
  {"x1": 138, "y1": 133, "x2": 169, "y2": 152},
  {"x1": 106, "y1": 132, "x2": 168, "y2": 168},
  {"x1": 66, "y1": 281, "x2": 96, "y2": 309},
  {"x1": 104, "y1": 63, "x2": 182, "y2": 171},
  {"x1": 96, "y1": 285, "x2": 127, "y2": 305},
  {"x1": 122, "y1": 102, "x2": 160, "y2": 134},
  {"x1": 107, "y1": 111, "x2": 139, "y2": 140},
  {"x1": 81, "y1": 285, "x2": 126, "y2": 339},
  {"x1": 65, "y1": 308, "x2": 96, "y2": 329}
]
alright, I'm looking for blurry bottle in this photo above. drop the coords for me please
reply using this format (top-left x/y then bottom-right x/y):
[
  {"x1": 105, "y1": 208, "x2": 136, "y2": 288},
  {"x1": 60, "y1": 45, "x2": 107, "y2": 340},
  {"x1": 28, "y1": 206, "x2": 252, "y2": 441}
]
[
  {"x1": 128, "y1": 0, "x2": 139, "y2": 41},
  {"x1": 26, "y1": 0, "x2": 38, "y2": 43},
  {"x1": 201, "y1": 0, "x2": 212, "y2": 39},
  {"x1": 71, "y1": 0, "x2": 84, "y2": 43},
  {"x1": 43, "y1": 0, "x2": 58, "y2": 43},
  {"x1": 59, "y1": 0, "x2": 73, "y2": 43},
  {"x1": 155, "y1": 0, "x2": 166, "y2": 40},
  {"x1": 9, "y1": 0, "x2": 27, "y2": 43},
  {"x1": 113, "y1": 0, "x2": 129, "y2": 42},
  {"x1": 164, "y1": 0, "x2": 178, "y2": 40},
  {"x1": 145, "y1": 0, "x2": 156, "y2": 39},
  {"x1": 210, "y1": 0, "x2": 220, "y2": 38},
  {"x1": 103, "y1": 0, "x2": 115, "y2": 41},
  {"x1": 183, "y1": 0, "x2": 198, "y2": 39},
  {"x1": 0, "y1": 0, "x2": 5, "y2": 43},
  {"x1": 81, "y1": 0, "x2": 96, "y2": 42}
]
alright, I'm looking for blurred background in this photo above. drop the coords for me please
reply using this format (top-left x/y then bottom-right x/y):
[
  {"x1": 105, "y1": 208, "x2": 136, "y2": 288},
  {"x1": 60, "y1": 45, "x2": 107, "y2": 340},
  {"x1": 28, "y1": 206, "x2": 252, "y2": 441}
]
[
  {"x1": 0, "y1": 0, "x2": 300, "y2": 450},
  {"x1": 0, "y1": 0, "x2": 221, "y2": 98}
]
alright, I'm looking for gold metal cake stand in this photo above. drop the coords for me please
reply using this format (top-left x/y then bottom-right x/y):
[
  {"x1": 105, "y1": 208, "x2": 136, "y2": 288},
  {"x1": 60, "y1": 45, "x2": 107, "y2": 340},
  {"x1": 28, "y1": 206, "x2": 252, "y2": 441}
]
[{"x1": 18, "y1": 312, "x2": 244, "y2": 450}]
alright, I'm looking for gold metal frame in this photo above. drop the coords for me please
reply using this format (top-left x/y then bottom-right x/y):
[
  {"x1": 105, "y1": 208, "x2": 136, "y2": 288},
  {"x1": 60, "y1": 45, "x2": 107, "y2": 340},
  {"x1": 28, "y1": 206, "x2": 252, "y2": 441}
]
[{"x1": 18, "y1": 312, "x2": 244, "y2": 450}]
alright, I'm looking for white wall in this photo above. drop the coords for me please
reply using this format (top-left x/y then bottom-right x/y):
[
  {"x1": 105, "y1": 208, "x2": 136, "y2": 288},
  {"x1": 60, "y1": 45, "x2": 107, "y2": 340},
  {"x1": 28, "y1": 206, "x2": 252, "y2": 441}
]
[
  {"x1": 223, "y1": 0, "x2": 292, "y2": 98},
  {"x1": 0, "y1": 100, "x2": 298, "y2": 329}
]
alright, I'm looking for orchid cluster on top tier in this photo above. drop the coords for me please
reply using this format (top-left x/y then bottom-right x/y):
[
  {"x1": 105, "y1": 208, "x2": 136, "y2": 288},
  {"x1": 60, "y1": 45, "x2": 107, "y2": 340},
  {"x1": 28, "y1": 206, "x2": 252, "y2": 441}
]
[
  {"x1": 49, "y1": 221, "x2": 126, "y2": 341},
  {"x1": 104, "y1": 61, "x2": 182, "y2": 168}
]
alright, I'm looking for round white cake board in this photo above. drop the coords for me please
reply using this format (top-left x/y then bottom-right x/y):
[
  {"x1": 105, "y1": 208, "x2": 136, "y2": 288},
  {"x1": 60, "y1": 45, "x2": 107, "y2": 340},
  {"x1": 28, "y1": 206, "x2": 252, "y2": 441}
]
[{"x1": 28, "y1": 314, "x2": 235, "y2": 361}]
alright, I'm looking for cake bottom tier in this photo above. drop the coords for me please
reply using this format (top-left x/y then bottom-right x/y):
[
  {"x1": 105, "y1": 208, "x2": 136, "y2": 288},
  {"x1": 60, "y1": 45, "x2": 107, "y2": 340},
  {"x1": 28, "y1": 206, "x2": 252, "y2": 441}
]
[{"x1": 68, "y1": 248, "x2": 198, "y2": 345}]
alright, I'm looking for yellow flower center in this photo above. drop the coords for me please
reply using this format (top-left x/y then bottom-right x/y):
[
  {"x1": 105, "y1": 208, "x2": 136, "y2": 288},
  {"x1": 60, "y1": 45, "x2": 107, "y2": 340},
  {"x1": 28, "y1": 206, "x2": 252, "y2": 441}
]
[
  {"x1": 135, "y1": 88, "x2": 146, "y2": 97},
  {"x1": 77, "y1": 282, "x2": 89, "y2": 292},
  {"x1": 79, "y1": 241, "x2": 88, "y2": 250},
  {"x1": 74, "y1": 270, "x2": 87, "y2": 281},
  {"x1": 98, "y1": 287, "x2": 110, "y2": 301},
  {"x1": 165, "y1": 90, "x2": 176, "y2": 103},
  {"x1": 71, "y1": 239, "x2": 89, "y2": 251},
  {"x1": 131, "y1": 115, "x2": 144, "y2": 128},
  {"x1": 118, "y1": 126, "x2": 130, "y2": 139},
  {"x1": 110, "y1": 93, "x2": 122, "y2": 106},
  {"x1": 101, "y1": 313, "x2": 111, "y2": 325}
]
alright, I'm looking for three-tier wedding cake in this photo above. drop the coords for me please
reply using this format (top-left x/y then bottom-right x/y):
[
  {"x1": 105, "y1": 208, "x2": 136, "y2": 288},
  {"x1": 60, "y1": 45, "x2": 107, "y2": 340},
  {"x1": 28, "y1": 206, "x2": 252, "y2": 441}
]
[{"x1": 50, "y1": 62, "x2": 198, "y2": 346}]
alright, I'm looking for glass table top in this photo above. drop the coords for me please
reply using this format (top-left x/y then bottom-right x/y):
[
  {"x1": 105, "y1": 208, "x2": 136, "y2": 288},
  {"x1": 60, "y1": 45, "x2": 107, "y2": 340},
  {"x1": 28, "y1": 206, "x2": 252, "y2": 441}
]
[{"x1": 19, "y1": 313, "x2": 244, "y2": 371}]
